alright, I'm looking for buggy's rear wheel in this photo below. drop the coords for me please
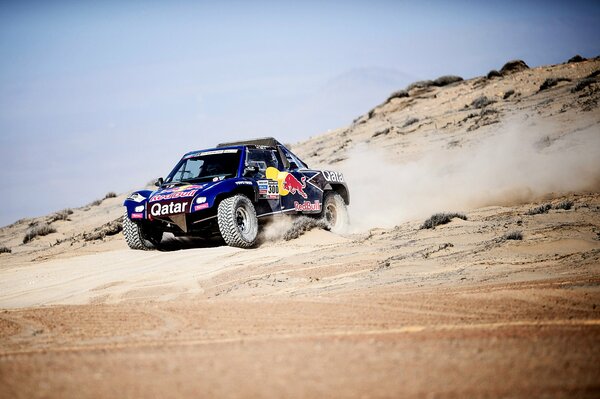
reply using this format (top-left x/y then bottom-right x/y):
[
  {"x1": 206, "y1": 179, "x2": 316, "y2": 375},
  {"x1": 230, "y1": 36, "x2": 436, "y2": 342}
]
[
  {"x1": 217, "y1": 194, "x2": 258, "y2": 248},
  {"x1": 321, "y1": 192, "x2": 349, "y2": 233}
]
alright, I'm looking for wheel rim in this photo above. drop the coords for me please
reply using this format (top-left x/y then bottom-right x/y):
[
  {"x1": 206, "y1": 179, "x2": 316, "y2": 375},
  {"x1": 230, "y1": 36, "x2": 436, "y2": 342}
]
[
  {"x1": 325, "y1": 203, "x2": 337, "y2": 226},
  {"x1": 236, "y1": 206, "x2": 250, "y2": 234}
]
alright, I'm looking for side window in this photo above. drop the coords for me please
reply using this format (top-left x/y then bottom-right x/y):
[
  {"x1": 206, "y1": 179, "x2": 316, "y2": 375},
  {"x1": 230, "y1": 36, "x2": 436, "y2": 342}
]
[{"x1": 246, "y1": 149, "x2": 280, "y2": 176}]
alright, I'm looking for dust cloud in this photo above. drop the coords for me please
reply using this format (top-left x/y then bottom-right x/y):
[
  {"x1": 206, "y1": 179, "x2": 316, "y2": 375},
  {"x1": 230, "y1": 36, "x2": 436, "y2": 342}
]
[{"x1": 339, "y1": 116, "x2": 600, "y2": 231}]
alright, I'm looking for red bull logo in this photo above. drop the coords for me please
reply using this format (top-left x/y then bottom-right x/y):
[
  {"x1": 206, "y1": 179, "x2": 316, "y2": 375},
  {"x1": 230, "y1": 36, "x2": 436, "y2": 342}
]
[
  {"x1": 283, "y1": 174, "x2": 307, "y2": 199},
  {"x1": 265, "y1": 167, "x2": 308, "y2": 198}
]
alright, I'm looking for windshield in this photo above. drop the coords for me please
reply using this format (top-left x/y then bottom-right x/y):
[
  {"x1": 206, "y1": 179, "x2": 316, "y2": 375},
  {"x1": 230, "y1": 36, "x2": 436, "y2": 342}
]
[{"x1": 165, "y1": 149, "x2": 241, "y2": 184}]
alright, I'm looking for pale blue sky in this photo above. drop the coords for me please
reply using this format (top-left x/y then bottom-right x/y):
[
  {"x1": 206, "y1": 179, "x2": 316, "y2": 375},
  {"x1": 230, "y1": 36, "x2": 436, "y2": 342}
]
[{"x1": 1, "y1": 0, "x2": 599, "y2": 226}]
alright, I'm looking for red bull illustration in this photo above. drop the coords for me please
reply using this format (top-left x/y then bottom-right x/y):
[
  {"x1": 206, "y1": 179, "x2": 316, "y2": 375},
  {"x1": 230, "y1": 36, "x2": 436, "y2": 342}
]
[{"x1": 265, "y1": 167, "x2": 307, "y2": 198}]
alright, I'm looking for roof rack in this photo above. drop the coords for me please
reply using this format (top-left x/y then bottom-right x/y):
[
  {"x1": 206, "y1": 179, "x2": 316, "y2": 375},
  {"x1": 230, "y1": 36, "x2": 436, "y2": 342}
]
[{"x1": 216, "y1": 137, "x2": 282, "y2": 148}]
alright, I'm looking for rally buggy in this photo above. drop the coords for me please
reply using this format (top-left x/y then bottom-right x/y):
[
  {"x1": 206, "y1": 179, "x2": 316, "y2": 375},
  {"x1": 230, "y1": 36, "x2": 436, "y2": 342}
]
[{"x1": 123, "y1": 138, "x2": 349, "y2": 249}]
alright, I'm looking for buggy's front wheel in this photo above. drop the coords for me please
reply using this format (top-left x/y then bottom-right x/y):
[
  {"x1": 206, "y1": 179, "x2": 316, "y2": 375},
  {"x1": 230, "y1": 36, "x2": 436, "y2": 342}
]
[{"x1": 217, "y1": 195, "x2": 258, "y2": 248}]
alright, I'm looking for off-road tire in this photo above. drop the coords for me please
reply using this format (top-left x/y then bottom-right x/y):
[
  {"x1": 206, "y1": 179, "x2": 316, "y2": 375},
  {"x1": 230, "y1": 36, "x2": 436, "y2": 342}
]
[
  {"x1": 321, "y1": 192, "x2": 349, "y2": 233},
  {"x1": 217, "y1": 195, "x2": 258, "y2": 248},
  {"x1": 123, "y1": 212, "x2": 158, "y2": 250}
]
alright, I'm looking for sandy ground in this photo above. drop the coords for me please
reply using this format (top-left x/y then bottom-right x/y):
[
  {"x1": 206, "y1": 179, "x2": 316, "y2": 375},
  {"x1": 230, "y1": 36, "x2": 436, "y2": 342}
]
[
  {"x1": 1, "y1": 58, "x2": 599, "y2": 398},
  {"x1": 1, "y1": 193, "x2": 599, "y2": 398}
]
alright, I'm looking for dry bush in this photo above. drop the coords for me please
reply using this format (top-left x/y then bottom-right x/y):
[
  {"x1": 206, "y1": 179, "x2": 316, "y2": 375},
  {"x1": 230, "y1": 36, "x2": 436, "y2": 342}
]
[
  {"x1": 526, "y1": 204, "x2": 551, "y2": 215},
  {"x1": 571, "y1": 78, "x2": 596, "y2": 93},
  {"x1": 386, "y1": 90, "x2": 409, "y2": 102},
  {"x1": 432, "y1": 75, "x2": 463, "y2": 87},
  {"x1": 48, "y1": 208, "x2": 73, "y2": 223},
  {"x1": 487, "y1": 70, "x2": 502, "y2": 79},
  {"x1": 539, "y1": 77, "x2": 571, "y2": 91},
  {"x1": 406, "y1": 80, "x2": 434, "y2": 91},
  {"x1": 0, "y1": 246, "x2": 11, "y2": 254},
  {"x1": 567, "y1": 55, "x2": 586, "y2": 63},
  {"x1": 83, "y1": 217, "x2": 123, "y2": 241},
  {"x1": 23, "y1": 223, "x2": 57, "y2": 244},
  {"x1": 471, "y1": 96, "x2": 495, "y2": 109},
  {"x1": 554, "y1": 200, "x2": 574, "y2": 210},
  {"x1": 104, "y1": 192, "x2": 117, "y2": 199},
  {"x1": 504, "y1": 231, "x2": 523, "y2": 240},
  {"x1": 420, "y1": 213, "x2": 467, "y2": 230},
  {"x1": 89, "y1": 199, "x2": 103, "y2": 207},
  {"x1": 503, "y1": 89, "x2": 515, "y2": 99},
  {"x1": 403, "y1": 117, "x2": 419, "y2": 128},
  {"x1": 500, "y1": 60, "x2": 529, "y2": 75}
]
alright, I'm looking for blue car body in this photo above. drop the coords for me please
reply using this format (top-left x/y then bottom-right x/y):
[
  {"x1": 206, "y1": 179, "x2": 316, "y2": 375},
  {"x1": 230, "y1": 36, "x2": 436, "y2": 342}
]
[{"x1": 123, "y1": 138, "x2": 349, "y2": 239}]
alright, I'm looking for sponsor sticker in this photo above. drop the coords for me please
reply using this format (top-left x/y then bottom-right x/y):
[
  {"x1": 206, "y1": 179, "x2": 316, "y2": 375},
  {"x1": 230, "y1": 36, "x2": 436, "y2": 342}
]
[
  {"x1": 149, "y1": 185, "x2": 203, "y2": 202},
  {"x1": 149, "y1": 201, "x2": 190, "y2": 217},
  {"x1": 131, "y1": 212, "x2": 144, "y2": 219},
  {"x1": 194, "y1": 203, "x2": 209, "y2": 211},
  {"x1": 257, "y1": 180, "x2": 279, "y2": 199},
  {"x1": 185, "y1": 149, "x2": 239, "y2": 158},
  {"x1": 322, "y1": 171, "x2": 344, "y2": 183},
  {"x1": 235, "y1": 181, "x2": 253, "y2": 185},
  {"x1": 294, "y1": 200, "x2": 321, "y2": 212}
]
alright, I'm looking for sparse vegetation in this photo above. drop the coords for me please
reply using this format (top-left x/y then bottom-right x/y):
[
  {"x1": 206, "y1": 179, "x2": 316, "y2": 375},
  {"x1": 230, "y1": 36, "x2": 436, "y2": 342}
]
[
  {"x1": 420, "y1": 213, "x2": 467, "y2": 230},
  {"x1": 504, "y1": 231, "x2": 523, "y2": 240},
  {"x1": 471, "y1": 95, "x2": 495, "y2": 109},
  {"x1": 526, "y1": 204, "x2": 551, "y2": 215},
  {"x1": 432, "y1": 75, "x2": 463, "y2": 87},
  {"x1": 89, "y1": 199, "x2": 103, "y2": 207},
  {"x1": 571, "y1": 77, "x2": 596, "y2": 93},
  {"x1": 539, "y1": 77, "x2": 571, "y2": 91},
  {"x1": 23, "y1": 223, "x2": 57, "y2": 244},
  {"x1": 406, "y1": 80, "x2": 434, "y2": 91},
  {"x1": 83, "y1": 217, "x2": 123, "y2": 241},
  {"x1": 0, "y1": 246, "x2": 11, "y2": 254},
  {"x1": 386, "y1": 90, "x2": 409, "y2": 102},
  {"x1": 403, "y1": 117, "x2": 419, "y2": 128},
  {"x1": 500, "y1": 60, "x2": 529, "y2": 75},
  {"x1": 104, "y1": 192, "x2": 117, "y2": 199},
  {"x1": 48, "y1": 208, "x2": 73, "y2": 223},
  {"x1": 587, "y1": 70, "x2": 600, "y2": 79},
  {"x1": 554, "y1": 200, "x2": 574, "y2": 210},
  {"x1": 503, "y1": 89, "x2": 515, "y2": 99},
  {"x1": 567, "y1": 55, "x2": 586, "y2": 63},
  {"x1": 487, "y1": 69, "x2": 501, "y2": 79},
  {"x1": 372, "y1": 127, "x2": 390, "y2": 138}
]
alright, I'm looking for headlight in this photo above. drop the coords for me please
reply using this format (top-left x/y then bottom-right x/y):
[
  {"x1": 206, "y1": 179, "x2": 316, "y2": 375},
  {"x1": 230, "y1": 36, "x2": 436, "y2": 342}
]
[
  {"x1": 196, "y1": 197, "x2": 207, "y2": 204},
  {"x1": 134, "y1": 205, "x2": 145, "y2": 212},
  {"x1": 128, "y1": 193, "x2": 146, "y2": 203}
]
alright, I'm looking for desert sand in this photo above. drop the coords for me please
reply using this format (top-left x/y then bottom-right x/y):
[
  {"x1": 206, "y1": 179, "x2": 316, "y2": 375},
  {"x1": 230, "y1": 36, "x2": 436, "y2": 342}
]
[{"x1": 1, "y1": 57, "x2": 599, "y2": 398}]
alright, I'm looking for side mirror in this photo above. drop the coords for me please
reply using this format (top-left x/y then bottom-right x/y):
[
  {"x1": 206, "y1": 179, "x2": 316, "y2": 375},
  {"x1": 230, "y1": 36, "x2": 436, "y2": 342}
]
[
  {"x1": 154, "y1": 177, "x2": 164, "y2": 187},
  {"x1": 243, "y1": 165, "x2": 258, "y2": 177}
]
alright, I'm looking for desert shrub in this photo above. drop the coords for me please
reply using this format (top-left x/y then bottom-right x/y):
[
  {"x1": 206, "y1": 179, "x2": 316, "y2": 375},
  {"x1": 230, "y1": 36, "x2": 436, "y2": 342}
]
[
  {"x1": 487, "y1": 69, "x2": 502, "y2": 79},
  {"x1": 48, "y1": 209, "x2": 73, "y2": 223},
  {"x1": 89, "y1": 199, "x2": 103, "y2": 207},
  {"x1": 539, "y1": 77, "x2": 571, "y2": 91},
  {"x1": 504, "y1": 231, "x2": 523, "y2": 240},
  {"x1": 433, "y1": 75, "x2": 463, "y2": 87},
  {"x1": 526, "y1": 204, "x2": 551, "y2": 215},
  {"x1": 567, "y1": 55, "x2": 586, "y2": 63},
  {"x1": 0, "y1": 246, "x2": 11, "y2": 254},
  {"x1": 83, "y1": 218, "x2": 123, "y2": 241},
  {"x1": 500, "y1": 60, "x2": 529, "y2": 75},
  {"x1": 406, "y1": 80, "x2": 434, "y2": 91},
  {"x1": 471, "y1": 95, "x2": 495, "y2": 109},
  {"x1": 386, "y1": 89, "x2": 409, "y2": 102},
  {"x1": 420, "y1": 213, "x2": 467, "y2": 230},
  {"x1": 586, "y1": 70, "x2": 600, "y2": 79},
  {"x1": 571, "y1": 78, "x2": 596, "y2": 92},
  {"x1": 104, "y1": 192, "x2": 117, "y2": 199},
  {"x1": 503, "y1": 89, "x2": 515, "y2": 99},
  {"x1": 403, "y1": 117, "x2": 419, "y2": 127},
  {"x1": 372, "y1": 127, "x2": 390, "y2": 138},
  {"x1": 554, "y1": 200, "x2": 574, "y2": 210},
  {"x1": 23, "y1": 223, "x2": 57, "y2": 244}
]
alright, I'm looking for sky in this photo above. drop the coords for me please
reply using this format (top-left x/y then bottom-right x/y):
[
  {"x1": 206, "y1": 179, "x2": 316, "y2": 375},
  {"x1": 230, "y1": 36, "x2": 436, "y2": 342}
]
[{"x1": 0, "y1": 0, "x2": 599, "y2": 226}]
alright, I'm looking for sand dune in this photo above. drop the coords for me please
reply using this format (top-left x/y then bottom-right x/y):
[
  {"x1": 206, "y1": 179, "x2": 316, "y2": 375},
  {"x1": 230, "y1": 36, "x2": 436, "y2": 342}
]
[{"x1": 1, "y1": 58, "x2": 599, "y2": 398}]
